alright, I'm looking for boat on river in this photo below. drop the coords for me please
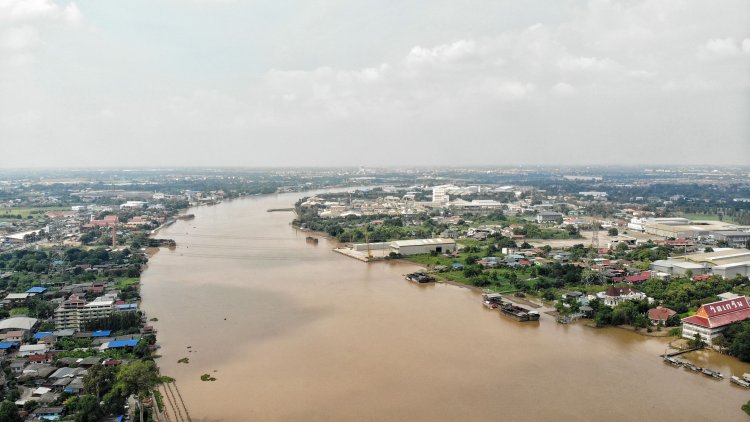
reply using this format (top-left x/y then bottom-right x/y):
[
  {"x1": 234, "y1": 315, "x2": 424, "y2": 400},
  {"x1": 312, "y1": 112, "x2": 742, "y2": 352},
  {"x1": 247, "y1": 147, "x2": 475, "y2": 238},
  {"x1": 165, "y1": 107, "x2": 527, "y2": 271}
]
[
  {"x1": 731, "y1": 376, "x2": 750, "y2": 388},
  {"x1": 405, "y1": 272, "x2": 436, "y2": 283},
  {"x1": 684, "y1": 363, "x2": 702, "y2": 372},
  {"x1": 482, "y1": 293, "x2": 503, "y2": 309},
  {"x1": 663, "y1": 356, "x2": 683, "y2": 367},
  {"x1": 701, "y1": 368, "x2": 724, "y2": 379},
  {"x1": 499, "y1": 302, "x2": 540, "y2": 321}
]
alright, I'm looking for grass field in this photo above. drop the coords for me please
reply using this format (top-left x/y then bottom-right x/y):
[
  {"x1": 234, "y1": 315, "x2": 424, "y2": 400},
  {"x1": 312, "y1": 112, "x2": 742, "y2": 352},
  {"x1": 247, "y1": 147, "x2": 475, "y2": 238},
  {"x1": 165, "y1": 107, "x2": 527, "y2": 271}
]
[
  {"x1": 0, "y1": 207, "x2": 69, "y2": 221},
  {"x1": 115, "y1": 277, "x2": 140, "y2": 290},
  {"x1": 10, "y1": 307, "x2": 29, "y2": 316},
  {"x1": 676, "y1": 213, "x2": 736, "y2": 223}
]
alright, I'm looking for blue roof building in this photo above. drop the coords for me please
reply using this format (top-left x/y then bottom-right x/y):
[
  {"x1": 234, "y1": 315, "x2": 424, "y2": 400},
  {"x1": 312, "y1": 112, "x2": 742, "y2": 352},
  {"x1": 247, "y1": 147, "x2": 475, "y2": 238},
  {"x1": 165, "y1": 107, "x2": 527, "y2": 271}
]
[
  {"x1": 91, "y1": 330, "x2": 112, "y2": 338},
  {"x1": 26, "y1": 287, "x2": 47, "y2": 294},
  {"x1": 106, "y1": 339, "x2": 139, "y2": 349},
  {"x1": 33, "y1": 332, "x2": 54, "y2": 340},
  {"x1": 0, "y1": 342, "x2": 18, "y2": 350}
]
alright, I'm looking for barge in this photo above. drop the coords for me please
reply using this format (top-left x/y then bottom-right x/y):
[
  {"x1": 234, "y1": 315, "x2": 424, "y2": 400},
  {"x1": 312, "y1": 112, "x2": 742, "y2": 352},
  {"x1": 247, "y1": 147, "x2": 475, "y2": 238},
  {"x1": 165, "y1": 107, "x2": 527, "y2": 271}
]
[
  {"x1": 499, "y1": 302, "x2": 540, "y2": 321},
  {"x1": 731, "y1": 376, "x2": 750, "y2": 388},
  {"x1": 684, "y1": 363, "x2": 702, "y2": 372},
  {"x1": 481, "y1": 293, "x2": 503, "y2": 309},
  {"x1": 406, "y1": 272, "x2": 436, "y2": 283},
  {"x1": 701, "y1": 368, "x2": 724, "y2": 379},
  {"x1": 663, "y1": 356, "x2": 683, "y2": 367}
]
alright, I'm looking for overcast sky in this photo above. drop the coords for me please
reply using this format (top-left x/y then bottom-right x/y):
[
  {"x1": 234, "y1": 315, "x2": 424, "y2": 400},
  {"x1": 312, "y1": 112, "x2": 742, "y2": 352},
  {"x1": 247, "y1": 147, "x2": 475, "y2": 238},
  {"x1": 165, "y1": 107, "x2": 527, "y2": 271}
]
[{"x1": 1, "y1": 0, "x2": 749, "y2": 168}]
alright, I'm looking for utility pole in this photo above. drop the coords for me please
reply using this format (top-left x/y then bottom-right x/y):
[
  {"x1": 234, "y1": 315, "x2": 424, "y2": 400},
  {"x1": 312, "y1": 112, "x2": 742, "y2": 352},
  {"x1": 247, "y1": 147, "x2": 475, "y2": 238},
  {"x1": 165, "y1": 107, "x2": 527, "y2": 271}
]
[{"x1": 591, "y1": 218, "x2": 600, "y2": 253}]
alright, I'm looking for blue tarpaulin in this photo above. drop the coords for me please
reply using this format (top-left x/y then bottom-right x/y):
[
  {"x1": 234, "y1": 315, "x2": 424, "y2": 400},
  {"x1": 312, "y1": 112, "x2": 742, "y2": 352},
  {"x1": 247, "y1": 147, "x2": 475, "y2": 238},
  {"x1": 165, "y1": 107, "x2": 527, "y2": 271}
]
[{"x1": 91, "y1": 330, "x2": 112, "y2": 337}]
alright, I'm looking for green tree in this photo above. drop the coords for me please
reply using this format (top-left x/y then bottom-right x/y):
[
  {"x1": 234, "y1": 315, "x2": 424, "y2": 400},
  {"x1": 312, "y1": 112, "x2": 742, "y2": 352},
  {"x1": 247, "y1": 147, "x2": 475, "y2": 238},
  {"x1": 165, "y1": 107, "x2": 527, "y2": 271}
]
[
  {"x1": 608, "y1": 228, "x2": 619, "y2": 236},
  {"x1": 0, "y1": 401, "x2": 22, "y2": 422},
  {"x1": 75, "y1": 395, "x2": 104, "y2": 422},
  {"x1": 84, "y1": 365, "x2": 117, "y2": 399},
  {"x1": 114, "y1": 361, "x2": 161, "y2": 422}
]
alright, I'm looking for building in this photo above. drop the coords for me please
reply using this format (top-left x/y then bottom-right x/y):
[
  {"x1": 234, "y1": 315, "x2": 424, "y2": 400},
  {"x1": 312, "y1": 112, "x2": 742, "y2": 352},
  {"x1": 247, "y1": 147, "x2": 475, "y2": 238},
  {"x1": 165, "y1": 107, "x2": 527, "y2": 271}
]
[
  {"x1": 54, "y1": 294, "x2": 116, "y2": 330},
  {"x1": 711, "y1": 231, "x2": 750, "y2": 248},
  {"x1": 536, "y1": 212, "x2": 563, "y2": 224},
  {"x1": 432, "y1": 185, "x2": 452, "y2": 204},
  {"x1": 600, "y1": 286, "x2": 647, "y2": 307},
  {"x1": 647, "y1": 306, "x2": 676, "y2": 325},
  {"x1": 389, "y1": 238, "x2": 456, "y2": 256},
  {"x1": 0, "y1": 317, "x2": 38, "y2": 335},
  {"x1": 682, "y1": 297, "x2": 750, "y2": 345}
]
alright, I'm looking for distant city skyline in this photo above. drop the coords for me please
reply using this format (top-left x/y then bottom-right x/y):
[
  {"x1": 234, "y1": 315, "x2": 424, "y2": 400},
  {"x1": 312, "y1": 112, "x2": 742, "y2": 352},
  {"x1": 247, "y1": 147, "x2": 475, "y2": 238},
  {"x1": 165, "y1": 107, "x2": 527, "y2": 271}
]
[{"x1": 1, "y1": 0, "x2": 749, "y2": 168}]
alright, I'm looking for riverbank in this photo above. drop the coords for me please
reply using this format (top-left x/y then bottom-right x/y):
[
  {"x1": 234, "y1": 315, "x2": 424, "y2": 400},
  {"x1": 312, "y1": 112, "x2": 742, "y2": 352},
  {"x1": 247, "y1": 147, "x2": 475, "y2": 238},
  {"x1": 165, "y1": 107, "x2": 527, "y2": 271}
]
[{"x1": 139, "y1": 192, "x2": 750, "y2": 420}]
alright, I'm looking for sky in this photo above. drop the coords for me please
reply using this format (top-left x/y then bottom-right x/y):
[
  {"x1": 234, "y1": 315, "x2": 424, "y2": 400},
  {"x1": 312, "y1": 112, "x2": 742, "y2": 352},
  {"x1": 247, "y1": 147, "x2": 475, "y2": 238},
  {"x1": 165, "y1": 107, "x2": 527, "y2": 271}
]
[{"x1": 1, "y1": 0, "x2": 749, "y2": 168}]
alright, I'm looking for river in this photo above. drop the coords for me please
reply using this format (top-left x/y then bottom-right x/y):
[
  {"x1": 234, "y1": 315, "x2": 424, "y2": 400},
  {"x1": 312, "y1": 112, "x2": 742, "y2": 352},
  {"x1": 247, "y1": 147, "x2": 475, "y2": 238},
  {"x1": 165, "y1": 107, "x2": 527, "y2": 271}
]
[{"x1": 140, "y1": 192, "x2": 750, "y2": 421}]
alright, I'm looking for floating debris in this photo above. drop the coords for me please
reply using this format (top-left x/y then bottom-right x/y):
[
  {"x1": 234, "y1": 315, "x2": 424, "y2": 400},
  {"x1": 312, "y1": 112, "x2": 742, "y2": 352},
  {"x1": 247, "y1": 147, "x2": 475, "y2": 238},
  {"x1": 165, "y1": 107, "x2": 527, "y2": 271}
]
[{"x1": 178, "y1": 357, "x2": 189, "y2": 364}]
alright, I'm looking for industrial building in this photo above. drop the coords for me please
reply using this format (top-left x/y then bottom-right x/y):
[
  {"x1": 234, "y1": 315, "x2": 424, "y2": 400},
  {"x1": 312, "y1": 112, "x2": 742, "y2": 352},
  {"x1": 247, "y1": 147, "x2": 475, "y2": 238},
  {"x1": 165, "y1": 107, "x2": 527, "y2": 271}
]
[
  {"x1": 652, "y1": 248, "x2": 750, "y2": 278},
  {"x1": 711, "y1": 231, "x2": 750, "y2": 248},
  {"x1": 389, "y1": 238, "x2": 456, "y2": 256}
]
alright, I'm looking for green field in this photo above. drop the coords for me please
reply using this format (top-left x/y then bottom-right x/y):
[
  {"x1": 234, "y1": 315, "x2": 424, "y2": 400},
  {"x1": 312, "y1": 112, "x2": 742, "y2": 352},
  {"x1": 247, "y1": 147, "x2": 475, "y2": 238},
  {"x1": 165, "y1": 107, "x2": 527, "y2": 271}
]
[
  {"x1": 115, "y1": 277, "x2": 140, "y2": 290},
  {"x1": 0, "y1": 207, "x2": 69, "y2": 221},
  {"x1": 676, "y1": 213, "x2": 736, "y2": 223}
]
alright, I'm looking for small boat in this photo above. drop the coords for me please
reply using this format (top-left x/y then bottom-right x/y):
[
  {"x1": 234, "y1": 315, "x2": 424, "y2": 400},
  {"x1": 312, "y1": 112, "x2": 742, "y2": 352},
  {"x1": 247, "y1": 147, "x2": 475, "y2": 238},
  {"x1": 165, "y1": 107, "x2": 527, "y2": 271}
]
[
  {"x1": 405, "y1": 272, "x2": 436, "y2": 283},
  {"x1": 701, "y1": 368, "x2": 724, "y2": 379},
  {"x1": 684, "y1": 363, "x2": 702, "y2": 372},
  {"x1": 482, "y1": 293, "x2": 503, "y2": 309},
  {"x1": 743, "y1": 373, "x2": 750, "y2": 383},
  {"x1": 731, "y1": 376, "x2": 750, "y2": 388},
  {"x1": 663, "y1": 356, "x2": 683, "y2": 367}
]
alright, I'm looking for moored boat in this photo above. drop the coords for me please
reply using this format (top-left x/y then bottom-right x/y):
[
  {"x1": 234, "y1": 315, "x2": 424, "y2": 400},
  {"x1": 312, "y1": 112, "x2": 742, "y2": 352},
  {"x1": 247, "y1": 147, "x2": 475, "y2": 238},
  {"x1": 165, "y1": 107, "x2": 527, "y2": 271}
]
[
  {"x1": 406, "y1": 272, "x2": 436, "y2": 283},
  {"x1": 663, "y1": 356, "x2": 683, "y2": 367},
  {"x1": 701, "y1": 368, "x2": 723, "y2": 379},
  {"x1": 731, "y1": 376, "x2": 750, "y2": 388},
  {"x1": 499, "y1": 302, "x2": 538, "y2": 321},
  {"x1": 684, "y1": 363, "x2": 702, "y2": 372},
  {"x1": 482, "y1": 293, "x2": 503, "y2": 309}
]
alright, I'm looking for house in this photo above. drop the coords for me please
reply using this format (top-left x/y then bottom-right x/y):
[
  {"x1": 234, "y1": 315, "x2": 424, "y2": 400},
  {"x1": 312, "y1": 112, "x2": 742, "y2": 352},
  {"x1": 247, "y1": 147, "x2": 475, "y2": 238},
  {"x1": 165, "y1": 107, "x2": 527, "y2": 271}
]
[
  {"x1": 19, "y1": 344, "x2": 48, "y2": 357},
  {"x1": 537, "y1": 212, "x2": 563, "y2": 224},
  {"x1": 600, "y1": 286, "x2": 647, "y2": 307},
  {"x1": 2, "y1": 330, "x2": 26, "y2": 343},
  {"x1": 647, "y1": 306, "x2": 676, "y2": 325},
  {"x1": 0, "y1": 342, "x2": 18, "y2": 355},
  {"x1": 682, "y1": 297, "x2": 750, "y2": 345},
  {"x1": 30, "y1": 406, "x2": 64, "y2": 420}
]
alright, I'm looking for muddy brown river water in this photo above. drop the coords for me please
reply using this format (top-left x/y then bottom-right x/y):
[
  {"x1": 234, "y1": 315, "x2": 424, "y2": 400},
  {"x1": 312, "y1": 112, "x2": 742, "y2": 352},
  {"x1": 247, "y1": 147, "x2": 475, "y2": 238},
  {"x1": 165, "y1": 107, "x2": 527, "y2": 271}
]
[{"x1": 140, "y1": 192, "x2": 750, "y2": 421}]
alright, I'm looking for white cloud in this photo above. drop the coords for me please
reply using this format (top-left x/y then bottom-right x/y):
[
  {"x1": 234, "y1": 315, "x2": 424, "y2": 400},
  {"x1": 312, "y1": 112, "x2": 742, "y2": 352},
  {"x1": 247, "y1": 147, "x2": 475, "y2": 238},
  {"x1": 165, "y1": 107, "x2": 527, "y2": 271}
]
[
  {"x1": 0, "y1": 0, "x2": 82, "y2": 67},
  {"x1": 552, "y1": 82, "x2": 575, "y2": 95},
  {"x1": 700, "y1": 37, "x2": 750, "y2": 58}
]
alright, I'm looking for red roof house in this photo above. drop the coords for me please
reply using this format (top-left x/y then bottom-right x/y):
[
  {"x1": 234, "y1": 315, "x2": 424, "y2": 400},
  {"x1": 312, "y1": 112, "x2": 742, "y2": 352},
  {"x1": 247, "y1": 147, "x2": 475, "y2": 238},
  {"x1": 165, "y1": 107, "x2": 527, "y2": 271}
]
[{"x1": 647, "y1": 306, "x2": 676, "y2": 324}]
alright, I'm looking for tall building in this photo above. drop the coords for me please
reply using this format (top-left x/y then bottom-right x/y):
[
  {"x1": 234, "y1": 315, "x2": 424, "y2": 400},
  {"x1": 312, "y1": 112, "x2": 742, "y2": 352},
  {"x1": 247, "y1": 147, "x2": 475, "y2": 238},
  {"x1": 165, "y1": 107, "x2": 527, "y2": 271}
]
[
  {"x1": 432, "y1": 185, "x2": 451, "y2": 204},
  {"x1": 54, "y1": 294, "x2": 116, "y2": 330}
]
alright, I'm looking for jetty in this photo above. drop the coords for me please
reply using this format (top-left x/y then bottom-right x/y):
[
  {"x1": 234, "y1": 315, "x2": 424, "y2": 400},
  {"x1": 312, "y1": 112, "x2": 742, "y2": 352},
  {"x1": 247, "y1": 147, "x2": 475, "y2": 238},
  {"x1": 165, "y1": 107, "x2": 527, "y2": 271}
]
[{"x1": 267, "y1": 208, "x2": 295, "y2": 212}]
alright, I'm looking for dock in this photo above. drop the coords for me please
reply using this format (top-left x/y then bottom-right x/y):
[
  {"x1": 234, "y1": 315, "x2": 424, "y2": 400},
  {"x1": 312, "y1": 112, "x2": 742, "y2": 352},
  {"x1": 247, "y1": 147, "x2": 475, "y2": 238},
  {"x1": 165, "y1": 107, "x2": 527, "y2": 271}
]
[{"x1": 267, "y1": 208, "x2": 294, "y2": 212}]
